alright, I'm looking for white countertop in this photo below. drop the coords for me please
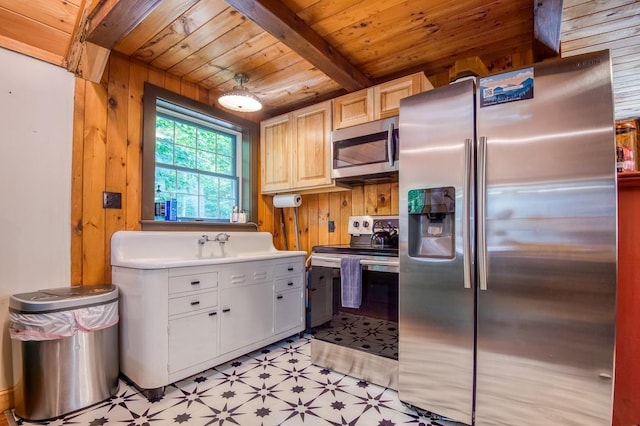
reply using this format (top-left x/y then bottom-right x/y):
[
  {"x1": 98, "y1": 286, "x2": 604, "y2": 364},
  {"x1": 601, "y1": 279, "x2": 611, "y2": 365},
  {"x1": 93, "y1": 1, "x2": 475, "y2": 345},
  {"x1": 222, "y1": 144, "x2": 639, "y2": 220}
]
[{"x1": 111, "y1": 230, "x2": 306, "y2": 269}]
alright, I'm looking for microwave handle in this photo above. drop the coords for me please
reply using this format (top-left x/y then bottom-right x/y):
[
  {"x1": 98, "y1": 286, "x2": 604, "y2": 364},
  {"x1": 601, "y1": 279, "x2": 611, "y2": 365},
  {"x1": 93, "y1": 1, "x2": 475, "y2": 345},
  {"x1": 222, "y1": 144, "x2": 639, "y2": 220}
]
[{"x1": 387, "y1": 121, "x2": 395, "y2": 167}]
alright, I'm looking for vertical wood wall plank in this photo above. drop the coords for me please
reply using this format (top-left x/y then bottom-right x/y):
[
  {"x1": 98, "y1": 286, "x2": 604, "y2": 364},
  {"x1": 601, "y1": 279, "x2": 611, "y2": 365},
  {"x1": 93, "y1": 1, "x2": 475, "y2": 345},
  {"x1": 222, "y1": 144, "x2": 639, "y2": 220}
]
[
  {"x1": 364, "y1": 185, "x2": 378, "y2": 214},
  {"x1": 180, "y1": 80, "x2": 198, "y2": 99},
  {"x1": 104, "y1": 53, "x2": 130, "y2": 284},
  {"x1": 71, "y1": 77, "x2": 86, "y2": 285},
  {"x1": 317, "y1": 193, "x2": 329, "y2": 246},
  {"x1": 305, "y1": 194, "x2": 319, "y2": 250},
  {"x1": 328, "y1": 192, "x2": 342, "y2": 245},
  {"x1": 165, "y1": 72, "x2": 181, "y2": 94},
  {"x1": 351, "y1": 186, "x2": 364, "y2": 215},
  {"x1": 126, "y1": 58, "x2": 148, "y2": 230},
  {"x1": 197, "y1": 85, "x2": 210, "y2": 104},
  {"x1": 390, "y1": 182, "x2": 399, "y2": 214},
  {"x1": 147, "y1": 65, "x2": 164, "y2": 87},
  {"x1": 376, "y1": 183, "x2": 391, "y2": 215},
  {"x1": 298, "y1": 200, "x2": 309, "y2": 252},
  {"x1": 81, "y1": 74, "x2": 108, "y2": 285},
  {"x1": 339, "y1": 192, "x2": 351, "y2": 244}
]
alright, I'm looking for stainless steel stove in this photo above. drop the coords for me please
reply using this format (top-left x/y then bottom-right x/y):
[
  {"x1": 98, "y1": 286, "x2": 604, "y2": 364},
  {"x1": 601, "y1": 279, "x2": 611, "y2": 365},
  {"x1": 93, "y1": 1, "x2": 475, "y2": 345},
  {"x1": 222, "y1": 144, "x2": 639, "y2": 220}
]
[{"x1": 309, "y1": 215, "x2": 399, "y2": 389}]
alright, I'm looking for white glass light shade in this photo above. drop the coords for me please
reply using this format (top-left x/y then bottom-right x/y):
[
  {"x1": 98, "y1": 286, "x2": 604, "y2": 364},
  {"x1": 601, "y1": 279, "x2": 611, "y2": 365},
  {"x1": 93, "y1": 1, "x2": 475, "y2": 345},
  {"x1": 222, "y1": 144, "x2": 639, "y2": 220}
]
[
  {"x1": 218, "y1": 73, "x2": 262, "y2": 112},
  {"x1": 218, "y1": 89, "x2": 262, "y2": 112}
]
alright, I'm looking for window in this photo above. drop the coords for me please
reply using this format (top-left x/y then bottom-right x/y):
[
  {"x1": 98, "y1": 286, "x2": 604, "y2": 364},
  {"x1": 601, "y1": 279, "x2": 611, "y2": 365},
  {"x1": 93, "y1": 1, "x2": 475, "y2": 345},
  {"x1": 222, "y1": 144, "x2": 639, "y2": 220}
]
[{"x1": 142, "y1": 83, "x2": 258, "y2": 226}]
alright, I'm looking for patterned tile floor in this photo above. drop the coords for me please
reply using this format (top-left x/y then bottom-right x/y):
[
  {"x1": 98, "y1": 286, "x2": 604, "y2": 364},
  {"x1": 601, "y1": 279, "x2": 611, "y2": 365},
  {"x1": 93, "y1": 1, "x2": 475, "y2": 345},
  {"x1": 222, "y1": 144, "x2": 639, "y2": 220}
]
[
  {"x1": 10, "y1": 335, "x2": 445, "y2": 426},
  {"x1": 311, "y1": 312, "x2": 398, "y2": 360}
]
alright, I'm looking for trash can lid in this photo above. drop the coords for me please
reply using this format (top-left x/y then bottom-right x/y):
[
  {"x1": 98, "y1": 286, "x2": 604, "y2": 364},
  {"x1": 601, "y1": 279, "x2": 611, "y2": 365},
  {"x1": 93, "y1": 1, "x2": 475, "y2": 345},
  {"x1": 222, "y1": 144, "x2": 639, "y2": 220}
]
[{"x1": 9, "y1": 285, "x2": 118, "y2": 313}]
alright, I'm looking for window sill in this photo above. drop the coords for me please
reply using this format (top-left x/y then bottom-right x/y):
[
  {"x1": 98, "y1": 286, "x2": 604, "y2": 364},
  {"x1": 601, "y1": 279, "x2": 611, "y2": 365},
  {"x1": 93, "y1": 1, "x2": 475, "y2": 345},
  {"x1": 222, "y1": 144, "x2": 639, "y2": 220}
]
[{"x1": 140, "y1": 220, "x2": 259, "y2": 232}]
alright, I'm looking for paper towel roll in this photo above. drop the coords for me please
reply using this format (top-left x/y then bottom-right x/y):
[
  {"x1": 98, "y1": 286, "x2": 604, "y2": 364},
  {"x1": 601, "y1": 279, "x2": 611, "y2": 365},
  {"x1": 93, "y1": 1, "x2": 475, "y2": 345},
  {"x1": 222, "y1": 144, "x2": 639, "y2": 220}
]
[{"x1": 273, "y1": 194, "x2": 302, "y2": 208}]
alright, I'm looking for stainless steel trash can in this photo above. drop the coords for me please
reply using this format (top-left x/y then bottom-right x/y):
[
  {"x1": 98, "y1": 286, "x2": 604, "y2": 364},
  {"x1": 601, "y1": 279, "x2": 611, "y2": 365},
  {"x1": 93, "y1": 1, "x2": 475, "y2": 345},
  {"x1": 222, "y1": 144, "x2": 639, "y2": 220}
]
[{"x1": 9, "y1": 285, "x2": 119, "y2": 421}]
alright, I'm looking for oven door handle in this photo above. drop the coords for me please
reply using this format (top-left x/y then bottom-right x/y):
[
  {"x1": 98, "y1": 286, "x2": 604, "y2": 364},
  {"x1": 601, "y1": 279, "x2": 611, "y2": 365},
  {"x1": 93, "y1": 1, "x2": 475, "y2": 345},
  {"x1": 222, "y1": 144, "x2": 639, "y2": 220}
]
[{"x1": 310, "y1": 255, "x2": 399, "y2": 271}]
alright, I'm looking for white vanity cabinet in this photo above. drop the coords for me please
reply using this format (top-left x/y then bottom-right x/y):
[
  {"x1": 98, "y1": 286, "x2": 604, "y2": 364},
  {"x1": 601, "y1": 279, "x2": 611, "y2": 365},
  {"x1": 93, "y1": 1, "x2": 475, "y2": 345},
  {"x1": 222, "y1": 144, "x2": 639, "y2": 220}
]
[{"x1": 113, "y1": 255, "x2": 305, "y2": 394}]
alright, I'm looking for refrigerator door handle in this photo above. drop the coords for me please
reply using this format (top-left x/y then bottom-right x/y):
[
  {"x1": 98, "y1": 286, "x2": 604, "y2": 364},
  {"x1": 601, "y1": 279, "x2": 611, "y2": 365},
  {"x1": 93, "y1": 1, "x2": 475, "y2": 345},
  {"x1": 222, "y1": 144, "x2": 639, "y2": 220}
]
[
  {"x1": 387, "y1": 122, "x2": 395, "y2": 167},
  {"x1": 463, "y1": 138, "x2": 473, "y2": 289},
  {"x1": 478, "y1": 136, "x2": 488, "y2": 291}
]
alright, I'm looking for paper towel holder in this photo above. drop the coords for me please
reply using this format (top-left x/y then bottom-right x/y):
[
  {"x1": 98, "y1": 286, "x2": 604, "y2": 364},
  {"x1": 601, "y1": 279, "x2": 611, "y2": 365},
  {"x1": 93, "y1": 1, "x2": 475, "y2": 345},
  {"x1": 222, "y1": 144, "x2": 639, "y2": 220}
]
[{"x1": 273, "y1": 194, "x2": 302, "y2": 251}]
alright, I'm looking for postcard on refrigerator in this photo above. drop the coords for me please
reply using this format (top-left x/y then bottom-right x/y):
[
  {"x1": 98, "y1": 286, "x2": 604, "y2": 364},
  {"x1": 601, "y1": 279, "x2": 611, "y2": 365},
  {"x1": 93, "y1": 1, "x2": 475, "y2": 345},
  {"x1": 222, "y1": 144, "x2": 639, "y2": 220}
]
[{"x1": 479, "y1": 68, "x2": 534, "y2": 107}]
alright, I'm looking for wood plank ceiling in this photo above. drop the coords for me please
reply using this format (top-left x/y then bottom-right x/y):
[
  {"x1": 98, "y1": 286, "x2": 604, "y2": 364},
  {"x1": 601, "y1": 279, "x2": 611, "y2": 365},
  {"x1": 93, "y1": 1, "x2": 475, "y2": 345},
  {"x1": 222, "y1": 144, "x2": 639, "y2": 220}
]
[{"x1": 0, "y1": 0, "x2": 638, "y2": 119}]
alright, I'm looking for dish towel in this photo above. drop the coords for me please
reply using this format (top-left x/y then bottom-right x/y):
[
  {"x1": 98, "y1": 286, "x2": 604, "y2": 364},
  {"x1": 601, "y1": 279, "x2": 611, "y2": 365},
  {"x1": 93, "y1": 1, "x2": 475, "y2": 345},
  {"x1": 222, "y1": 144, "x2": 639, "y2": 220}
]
[{"x1": 340, "y1": 257, "x2": 362, "y2": 308}]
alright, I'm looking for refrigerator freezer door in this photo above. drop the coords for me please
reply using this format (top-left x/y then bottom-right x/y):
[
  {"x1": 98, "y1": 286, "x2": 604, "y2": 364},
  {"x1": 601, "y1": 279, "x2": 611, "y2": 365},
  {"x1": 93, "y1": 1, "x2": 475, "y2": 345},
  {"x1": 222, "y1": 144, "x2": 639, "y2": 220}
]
[
  {"x1": 399, "y1": 79, "x2": 476, "y2": 425},
  {"x1": 475, "y1": 51, "x2": 616, "y2": 425}
]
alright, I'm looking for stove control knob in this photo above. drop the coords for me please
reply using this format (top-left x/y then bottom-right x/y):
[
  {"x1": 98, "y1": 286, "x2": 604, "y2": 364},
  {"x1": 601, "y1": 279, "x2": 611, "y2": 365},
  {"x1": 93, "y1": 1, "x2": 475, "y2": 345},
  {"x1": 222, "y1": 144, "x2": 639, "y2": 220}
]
[
  {"x1": 362, "y1": 220, "x2": 370, "y2": 228},
  {"x1": 353, "y1": 221, "x2": 360, "y2": 228}
]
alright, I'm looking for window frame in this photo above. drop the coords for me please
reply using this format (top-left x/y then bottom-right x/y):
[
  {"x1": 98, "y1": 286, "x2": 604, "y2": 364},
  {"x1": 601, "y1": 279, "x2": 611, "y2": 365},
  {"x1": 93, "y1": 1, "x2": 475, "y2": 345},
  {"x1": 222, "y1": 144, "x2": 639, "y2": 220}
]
[{"x1": 141, "y1": 83, "x2": 258, "y2": 228}]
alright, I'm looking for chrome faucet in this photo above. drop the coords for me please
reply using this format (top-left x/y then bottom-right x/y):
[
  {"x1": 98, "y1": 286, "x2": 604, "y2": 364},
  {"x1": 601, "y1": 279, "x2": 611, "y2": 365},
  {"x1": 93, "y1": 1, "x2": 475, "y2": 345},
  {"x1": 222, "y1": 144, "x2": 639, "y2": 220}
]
[{"x1": 198, "y1": 233, "x2": 231, "y2": 245}]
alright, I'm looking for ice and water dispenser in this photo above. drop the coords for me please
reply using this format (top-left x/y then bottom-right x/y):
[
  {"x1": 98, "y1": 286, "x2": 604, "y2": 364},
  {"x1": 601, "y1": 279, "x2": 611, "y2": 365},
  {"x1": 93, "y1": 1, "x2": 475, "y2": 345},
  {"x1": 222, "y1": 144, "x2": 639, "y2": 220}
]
[{"x1": 408, "y1": 187, "x2": 455, "y2": 258}]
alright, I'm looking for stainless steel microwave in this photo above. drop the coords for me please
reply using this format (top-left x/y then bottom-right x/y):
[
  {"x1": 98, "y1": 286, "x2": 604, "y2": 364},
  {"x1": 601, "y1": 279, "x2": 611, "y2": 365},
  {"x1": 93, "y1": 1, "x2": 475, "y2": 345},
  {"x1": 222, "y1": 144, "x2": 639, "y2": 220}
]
[{"x1": 331, "y1": 116, "x2": 399, "y2": 181}]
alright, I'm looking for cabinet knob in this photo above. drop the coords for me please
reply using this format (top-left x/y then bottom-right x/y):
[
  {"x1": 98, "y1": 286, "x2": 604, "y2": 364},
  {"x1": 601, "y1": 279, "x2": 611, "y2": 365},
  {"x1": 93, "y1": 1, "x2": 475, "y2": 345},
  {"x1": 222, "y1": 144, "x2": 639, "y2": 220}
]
[
  {"x1": 190, "y1": 280, "x2": 200, "y2": 285},
  {"x1": 222, "y1": 308, "x2": 231, "y2": 313},
  {"x1": 209, "y1": 311, "x2": 217, "y2": 316},
  {"x1": 190, "y1": 301, "x2": 200, "y2": 306},
  {"x1": 277, "y1": 295, "x2": 284, "y2": 300}
]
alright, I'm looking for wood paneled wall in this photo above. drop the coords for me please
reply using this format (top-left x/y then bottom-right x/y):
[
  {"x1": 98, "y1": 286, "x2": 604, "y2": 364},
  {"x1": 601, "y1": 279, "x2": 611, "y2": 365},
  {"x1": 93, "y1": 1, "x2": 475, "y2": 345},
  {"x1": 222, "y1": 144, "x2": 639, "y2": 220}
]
[
  {"x1": 71, "y1": 51, "x2": 212, "y2": 285},
  {"x1": 258, "y1": 184, "x2": 399, "y2": 255}
]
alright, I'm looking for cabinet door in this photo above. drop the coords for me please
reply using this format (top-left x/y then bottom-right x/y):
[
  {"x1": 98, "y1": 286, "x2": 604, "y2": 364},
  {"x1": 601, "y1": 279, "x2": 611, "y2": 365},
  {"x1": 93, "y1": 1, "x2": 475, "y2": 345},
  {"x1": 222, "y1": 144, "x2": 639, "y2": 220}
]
[
  {"x1": 333, "y1": 88, "x2": 373, "y2": 129},
  {"x1": 260, "y1": 114, "x2": 291, "y2": 193},
  {"x1": 373, "y1": 73, "x2": 430, "y2": 120},
  {"x1": 275, "y1": 289, "x2": 304, "y2": 334},
  {"x1": 291, "y1": 101, "x2": 333, "y2": 189},
  {"x1": 168, "y1": 310, "x2": 218, "y2": 374},
  {"x1": 309, "y1": 271, "x2": 333, "y2": 327},
  {"x1": 220, "y1": 283, "x2": 274, "y2": 354}
]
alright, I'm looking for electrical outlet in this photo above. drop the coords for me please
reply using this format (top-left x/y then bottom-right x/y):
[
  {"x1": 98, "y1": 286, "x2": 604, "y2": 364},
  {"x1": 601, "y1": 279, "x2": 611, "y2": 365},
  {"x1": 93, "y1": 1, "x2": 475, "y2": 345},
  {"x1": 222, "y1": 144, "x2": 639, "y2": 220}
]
[
  {"x1": 328, "y1": 220, "x2": 335, "y2": 233},
  {"x1": 103, "y1": 191, "x2": 122, "y2": 209}
]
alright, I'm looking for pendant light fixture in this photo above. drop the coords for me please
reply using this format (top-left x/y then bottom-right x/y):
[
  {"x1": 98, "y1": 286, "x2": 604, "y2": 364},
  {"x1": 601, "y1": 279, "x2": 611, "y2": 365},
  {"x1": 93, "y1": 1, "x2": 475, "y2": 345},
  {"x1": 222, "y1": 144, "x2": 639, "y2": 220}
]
[{"x1": 217, "y1": 73, "x2": 262, "y2": 112}]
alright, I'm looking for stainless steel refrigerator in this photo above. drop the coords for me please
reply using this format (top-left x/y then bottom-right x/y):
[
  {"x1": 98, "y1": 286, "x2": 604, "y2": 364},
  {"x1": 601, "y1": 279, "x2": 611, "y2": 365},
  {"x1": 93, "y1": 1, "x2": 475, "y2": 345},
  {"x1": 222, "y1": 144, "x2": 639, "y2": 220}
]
[{"x1": 398, "y1": 50, "x2": 617, "y2": 426}]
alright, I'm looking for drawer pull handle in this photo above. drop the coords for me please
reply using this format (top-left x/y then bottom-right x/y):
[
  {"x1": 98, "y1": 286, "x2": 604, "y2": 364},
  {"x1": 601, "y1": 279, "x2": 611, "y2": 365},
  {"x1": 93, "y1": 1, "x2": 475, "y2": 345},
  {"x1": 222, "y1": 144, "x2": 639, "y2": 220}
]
[
  {"x1": 311, "y1": 288, "x2": 317, "y2": 292},
  {"x1": 190, "y1": 301, "x2": 200, "y2": 306},
  {"x1": 222, "y1": 308, "x2": 231, "y2": 313},
  {"x1": 277, "y1": 295, "x2": 284, "y2": 300},
  {"x1": 287, "y1": 267, "x2": 294, "y2": 271},
  {"x1": 190, "y1": 280, "x2": 201, "y2": 285},
  {"x1": 287, "y1": 282, "x2": 293, "y2": 286},
  {"x1": 209, "y1": 311, "x2": 217, "y2": 316}
]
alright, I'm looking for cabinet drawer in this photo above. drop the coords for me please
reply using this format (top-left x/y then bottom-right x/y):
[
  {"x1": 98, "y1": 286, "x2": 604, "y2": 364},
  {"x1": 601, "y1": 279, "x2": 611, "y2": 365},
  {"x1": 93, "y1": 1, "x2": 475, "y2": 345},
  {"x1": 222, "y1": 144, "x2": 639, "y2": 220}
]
[
  {"x1": 274, "y1": 260, "x2": 304, "y2": 277},
  {"x1": 169, "y1": 290, "x2": 217, "y2": 316},
  {"x1": 169, "y1": 272, "x2": 218, "y2": 295},
  {"x1": 275, "y1": 275, "x2": 303, "y2": 292}
]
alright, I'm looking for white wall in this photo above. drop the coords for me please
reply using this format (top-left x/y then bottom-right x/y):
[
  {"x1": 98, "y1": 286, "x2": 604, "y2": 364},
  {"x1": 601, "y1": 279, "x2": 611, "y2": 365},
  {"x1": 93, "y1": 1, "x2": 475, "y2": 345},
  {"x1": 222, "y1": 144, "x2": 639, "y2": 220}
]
[{"x1": 0, "y1": 47, "x2": 74, "y2": 390}]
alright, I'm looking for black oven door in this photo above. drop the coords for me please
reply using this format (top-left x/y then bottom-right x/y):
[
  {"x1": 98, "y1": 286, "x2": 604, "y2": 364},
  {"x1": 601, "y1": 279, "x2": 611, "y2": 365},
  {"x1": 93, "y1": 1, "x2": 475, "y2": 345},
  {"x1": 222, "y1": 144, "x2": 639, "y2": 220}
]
[{"x1": 309, "y1": 263, "x2": 399, "y2": 360}]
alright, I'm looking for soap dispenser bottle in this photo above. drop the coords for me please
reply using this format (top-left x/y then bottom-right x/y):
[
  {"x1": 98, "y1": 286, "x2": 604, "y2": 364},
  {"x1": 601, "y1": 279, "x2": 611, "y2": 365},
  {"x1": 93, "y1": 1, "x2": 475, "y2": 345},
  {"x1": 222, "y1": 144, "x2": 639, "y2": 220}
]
[{"x1": 154, "y1": 185, "x2": 165, "y2": 220}]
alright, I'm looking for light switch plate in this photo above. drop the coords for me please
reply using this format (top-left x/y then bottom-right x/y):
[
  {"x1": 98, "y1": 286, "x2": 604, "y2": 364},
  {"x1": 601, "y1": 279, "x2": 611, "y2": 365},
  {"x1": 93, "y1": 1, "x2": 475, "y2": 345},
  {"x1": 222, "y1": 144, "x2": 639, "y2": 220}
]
[{"x1": 103, "y1": 191, "x2": 122, "y2": 209}]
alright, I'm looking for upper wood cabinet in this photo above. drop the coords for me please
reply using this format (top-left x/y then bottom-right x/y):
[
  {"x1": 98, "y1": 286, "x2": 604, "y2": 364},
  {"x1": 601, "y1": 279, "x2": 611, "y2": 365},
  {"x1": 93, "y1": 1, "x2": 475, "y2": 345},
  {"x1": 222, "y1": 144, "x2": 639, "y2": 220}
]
[
  {"x1": 261, "y1": 100, "x2": 334, "y2": 194},
  {"x1": 261, "y1": 114, "x2": 291, "y2": 193},
  {"x1": 333, "y1": 72, "x2": 433, "y2": 129}
]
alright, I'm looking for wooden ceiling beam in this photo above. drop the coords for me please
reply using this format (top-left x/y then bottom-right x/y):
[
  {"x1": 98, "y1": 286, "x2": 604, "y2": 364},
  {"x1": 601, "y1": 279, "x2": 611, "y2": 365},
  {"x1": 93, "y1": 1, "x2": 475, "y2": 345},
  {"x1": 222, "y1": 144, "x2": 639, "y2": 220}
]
[
  {"x1": 533, "y1": 0, "x2": 563, "y2": 62},
  {"x1": 224, "y1": 0, "x2": 372, "y2": 92},
  {"x1": 85, "y1": 0, "x2": 163, "y2": 49}
]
